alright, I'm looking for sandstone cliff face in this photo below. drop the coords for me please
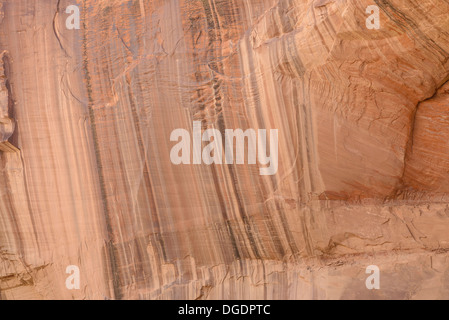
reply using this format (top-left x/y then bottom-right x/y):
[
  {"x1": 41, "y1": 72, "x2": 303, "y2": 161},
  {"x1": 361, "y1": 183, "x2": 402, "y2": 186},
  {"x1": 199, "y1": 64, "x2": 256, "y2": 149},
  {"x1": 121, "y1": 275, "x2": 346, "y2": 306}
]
[{"x1": 1, "y1": 0, "x2": 449, "y2": 300}]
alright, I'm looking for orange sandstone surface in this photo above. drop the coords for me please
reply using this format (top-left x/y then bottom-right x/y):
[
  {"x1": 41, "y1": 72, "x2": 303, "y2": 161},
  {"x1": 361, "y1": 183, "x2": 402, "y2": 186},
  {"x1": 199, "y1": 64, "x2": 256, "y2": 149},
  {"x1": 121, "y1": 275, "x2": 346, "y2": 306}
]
[{"x1": 1, "y1": 0, "x2": 449, "y2": 299}]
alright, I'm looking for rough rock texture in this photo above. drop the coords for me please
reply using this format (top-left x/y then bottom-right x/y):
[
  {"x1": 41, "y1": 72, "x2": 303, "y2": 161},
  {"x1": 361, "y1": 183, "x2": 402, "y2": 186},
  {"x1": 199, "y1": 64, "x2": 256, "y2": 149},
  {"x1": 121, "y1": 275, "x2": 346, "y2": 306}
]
[{"x1": 1, "y1": 0, "x2": 449, "y2": 300}]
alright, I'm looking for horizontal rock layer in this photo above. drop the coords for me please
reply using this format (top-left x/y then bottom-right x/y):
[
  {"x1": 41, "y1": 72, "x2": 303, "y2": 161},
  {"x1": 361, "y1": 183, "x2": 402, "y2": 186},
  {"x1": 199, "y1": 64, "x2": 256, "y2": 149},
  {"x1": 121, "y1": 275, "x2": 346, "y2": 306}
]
[{"x1": 1, "y1": 0, "x2": 449, "y2": 299}]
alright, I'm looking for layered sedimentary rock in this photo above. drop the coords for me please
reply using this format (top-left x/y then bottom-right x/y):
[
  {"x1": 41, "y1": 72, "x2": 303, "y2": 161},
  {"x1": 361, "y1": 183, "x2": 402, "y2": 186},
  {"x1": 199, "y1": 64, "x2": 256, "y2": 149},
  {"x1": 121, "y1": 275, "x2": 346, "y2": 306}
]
[{"x1": 1, "y1": 0, "x2": 449, "y2": 300}]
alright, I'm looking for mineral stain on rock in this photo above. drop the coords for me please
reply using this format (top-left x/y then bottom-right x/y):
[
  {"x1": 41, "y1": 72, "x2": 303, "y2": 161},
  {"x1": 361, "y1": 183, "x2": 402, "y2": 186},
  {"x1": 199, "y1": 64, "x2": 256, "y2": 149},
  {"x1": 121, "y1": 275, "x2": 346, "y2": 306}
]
[{"x1": 0, "y1": 0, "x2": 449, "y2": 300}]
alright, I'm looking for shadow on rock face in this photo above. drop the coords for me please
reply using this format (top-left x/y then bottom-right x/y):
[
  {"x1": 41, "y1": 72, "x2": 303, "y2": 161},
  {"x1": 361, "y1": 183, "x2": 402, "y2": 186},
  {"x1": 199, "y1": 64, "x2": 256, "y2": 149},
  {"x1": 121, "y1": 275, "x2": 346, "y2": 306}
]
[{"x1": 0, "y1": 51, "x2": 18, "y2": 153}]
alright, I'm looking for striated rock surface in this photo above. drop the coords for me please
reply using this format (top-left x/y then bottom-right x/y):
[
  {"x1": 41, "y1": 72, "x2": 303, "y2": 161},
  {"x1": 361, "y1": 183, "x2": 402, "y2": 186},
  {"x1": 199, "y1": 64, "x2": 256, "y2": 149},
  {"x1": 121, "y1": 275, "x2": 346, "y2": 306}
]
[{"x1": 0, "y1": 0, "x2": 449, "y2": 300}]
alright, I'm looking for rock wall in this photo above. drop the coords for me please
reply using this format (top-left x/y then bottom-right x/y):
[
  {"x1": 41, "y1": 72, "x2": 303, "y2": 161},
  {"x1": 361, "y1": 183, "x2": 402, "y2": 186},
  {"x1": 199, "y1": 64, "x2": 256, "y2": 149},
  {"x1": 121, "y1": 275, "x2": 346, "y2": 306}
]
[{"x1": 1, "y1": 0, "x2": 449, "y2": 299}]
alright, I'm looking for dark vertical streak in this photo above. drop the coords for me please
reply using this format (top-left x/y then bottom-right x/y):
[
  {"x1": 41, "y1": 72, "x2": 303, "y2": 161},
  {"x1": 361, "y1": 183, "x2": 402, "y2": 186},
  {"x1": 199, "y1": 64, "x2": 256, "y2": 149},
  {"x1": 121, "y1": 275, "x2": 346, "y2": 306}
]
[
  {"x1": 81, "y1": 0, "x2": 121, "y2": 300},
  {"x1": 201, "y1": 0, "x2": 263, "y2": 260}
]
